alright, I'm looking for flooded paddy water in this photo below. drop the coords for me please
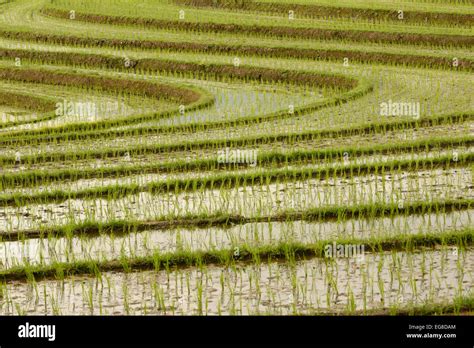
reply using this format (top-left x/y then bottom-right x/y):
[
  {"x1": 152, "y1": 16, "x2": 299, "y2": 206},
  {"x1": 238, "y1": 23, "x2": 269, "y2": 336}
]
[{"x1": 1, "y1": 247, "x2": 471, "y2": 315}]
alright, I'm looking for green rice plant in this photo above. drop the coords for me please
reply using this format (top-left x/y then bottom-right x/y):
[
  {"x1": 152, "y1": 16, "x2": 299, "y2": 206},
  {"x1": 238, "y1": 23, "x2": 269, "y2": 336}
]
[{"x1": 0, "y1": 0, "x2": 471, "y2": 316}]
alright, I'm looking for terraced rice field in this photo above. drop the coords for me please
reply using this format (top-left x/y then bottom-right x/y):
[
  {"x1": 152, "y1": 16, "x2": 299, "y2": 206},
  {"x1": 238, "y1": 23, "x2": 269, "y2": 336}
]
[{"x1": 0, "y1": 0, "x2": 472, "y2": 315}]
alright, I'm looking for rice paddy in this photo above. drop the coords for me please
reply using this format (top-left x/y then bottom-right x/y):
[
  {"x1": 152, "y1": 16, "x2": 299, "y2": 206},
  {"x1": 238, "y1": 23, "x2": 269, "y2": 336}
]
[{"x1": 0, "y1": 0, "x2": 472, "y2": 316}]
